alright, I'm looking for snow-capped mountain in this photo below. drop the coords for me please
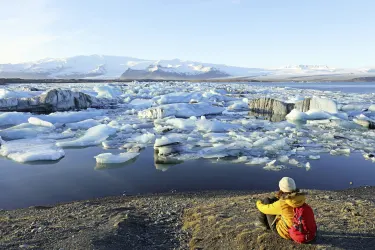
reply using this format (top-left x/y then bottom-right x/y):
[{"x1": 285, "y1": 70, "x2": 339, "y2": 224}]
[
  {"x1": 0, "y1": 55, "x2": 373, "y2": 80},
  {"x1": 0, "y1": 55, "x2": 267, "y2": 80}
]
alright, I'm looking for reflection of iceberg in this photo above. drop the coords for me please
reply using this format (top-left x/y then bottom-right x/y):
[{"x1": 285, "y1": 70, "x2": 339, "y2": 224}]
[
  {"x1": 154, "y1": 151, "x2": 183, "y2": 172},
  {"x1": 95, "y1": 157, "x2": 138, "y2": 170},
  {"x1": 248, "y1": 111, "x2": 286, "y2": 122}
]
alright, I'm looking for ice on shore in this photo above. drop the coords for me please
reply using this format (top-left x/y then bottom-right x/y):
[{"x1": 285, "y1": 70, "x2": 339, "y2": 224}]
[
  {"x1": 56, "y1": 124, "x2": 117, "y2": 147},
  {"x1": 0, "y1": 137, "x2": 65, "y2": 162},
  {"x1": 95, "y1": 152, "x2": 139, "y2": 164}
]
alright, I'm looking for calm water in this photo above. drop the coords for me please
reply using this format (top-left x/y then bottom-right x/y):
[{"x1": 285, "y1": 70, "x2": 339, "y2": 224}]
[
  {"x1": 1, "y1": 81, "x2": 375, "y2": 209},
  {"x1": 1, "y1": 146, "x2": 375, "y2": 209}
]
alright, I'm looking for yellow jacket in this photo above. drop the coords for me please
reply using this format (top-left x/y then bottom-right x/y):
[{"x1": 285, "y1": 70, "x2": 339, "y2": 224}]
[{"x1": 256, "y1": 193, "x2": 306, "y2": 239}]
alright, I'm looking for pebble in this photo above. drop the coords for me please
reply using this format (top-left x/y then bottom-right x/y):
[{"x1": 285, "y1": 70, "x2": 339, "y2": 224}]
[{"x1": 19, "y1": 244, "x2": 30, "y2": 248}]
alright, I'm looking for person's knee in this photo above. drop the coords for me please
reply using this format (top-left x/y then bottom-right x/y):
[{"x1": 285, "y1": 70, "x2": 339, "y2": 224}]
[{"x1": 262, "y1": 197, "x2": 273, "y2": 204}]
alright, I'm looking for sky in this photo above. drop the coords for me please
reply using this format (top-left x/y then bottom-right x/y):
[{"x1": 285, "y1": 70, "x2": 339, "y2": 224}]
[{"x1": 0, "y1": 0, "x2": 374, "y2": 68}]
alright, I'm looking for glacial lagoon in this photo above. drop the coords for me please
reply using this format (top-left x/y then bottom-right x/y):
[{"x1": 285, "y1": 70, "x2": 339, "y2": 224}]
[{"x1": 1, "y1": 81, "x2": 375, "y2": 209}]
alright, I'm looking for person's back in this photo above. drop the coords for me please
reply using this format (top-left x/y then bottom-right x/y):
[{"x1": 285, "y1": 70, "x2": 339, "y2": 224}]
[{"x1": 256, "y1": 177, "x2": 316, "y2": 242}]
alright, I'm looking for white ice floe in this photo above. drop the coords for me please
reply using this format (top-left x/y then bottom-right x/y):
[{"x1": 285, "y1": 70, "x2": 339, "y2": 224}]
[
  {"x1": 28, "y1": 117, "x2": 55, "y2": 128},
  {"x1": 94, "y1": 152, "x2": 139, "y2": 164},
  {"x1": 286, "y1": 109, "x2": 309, "y2": 121},
  {"x1": 94, "y1": 85, "x2": 122, "y2": 99},
  {"x1": 246, "y1": 157, "x2": 270, "y2": 165},
  {"x1": 308, "y1": 155, "x2": 321, "y2": 160},
  {"x1": 330, "y1": 148, "x2": 351, "y2": 155},
  {"x1": 305, "y1": 162, "x2": 311, "y2": 171},
  {"x1": 263, "y1": 160, "x2": 285, "y2": 171},
  {"x1": 41, "y1": 110, "x2": 104, "y2": 124},
  {"x1": 138, "y1": 103, "x2": 225, "y2": 119},
  {"x1": 129, "y1": 132, "x2": 156, "y2": 144},
  {"x1": 56, "y1": 124, "x2": 117, "y2": 147},
  {"x1": 129, "y1": 99, "x2": 153, "y2": 109},
  {"x1": 196, "y1": 117, "x2": 240, "y2": 132},
  {"x1": 0, "y1": 123, "x2": 53, "y2": 140},
  {"x1": 0, "y1": 89, "x2": 38, "y2": 99},
  {"x1": 310, "y1": 97, "x2": 338, "y2": 113},
  {"x1": 65, "y1": 119, "x2": 100, "y2": 130},
  {"x1": 0, "y1": 112, "x2": 32, "y2": 126},
  {"x1": 0, "y1": 137, "x2": 65, "y2": 162}
]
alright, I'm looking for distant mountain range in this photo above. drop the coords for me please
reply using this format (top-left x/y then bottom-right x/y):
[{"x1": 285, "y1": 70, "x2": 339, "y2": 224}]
[{"x1": 0, "y1": 55, "x2": 374, "y2": 81}]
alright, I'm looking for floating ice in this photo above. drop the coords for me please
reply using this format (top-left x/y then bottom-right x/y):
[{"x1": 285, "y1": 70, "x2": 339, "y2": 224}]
[
  {"x1": 28, "y1": 117, "x2": 55, "y2": 128},
  {"x1": 0, "y1": 112, "x2": 31, "y2": 126},
  {"x1": 138, "y1": 103, "x2": 224, "y2": 119},
  {"x1": 246, "y1": 157, "x2": 270, "y2": 165},
  {"x1": 65, "y1": 119, "x2": 100, "y2": 130},
  {"x1": 263, "y1": 160, "x2": 285, "y2": 171},
  {"x1": 0, "y1": 89, "x2": 38, "y2": 99},
  {"x1": 129, "y1": 132, "x2": 156, "y2": 144},
  {"x1": 94, "y1": 85, "x2": 122, "y2": 99},
  {"x1": 56, "y1": 124, "x2": 117, "y2": 147},
  {"x1": 0, "y1": 123, "x2": 53, "y2": 140},
  {"x1": 0, "y1": 137, "x2": 65, "y2": 162},
  {"x1": 309, "y1": 97, "x2": 338, "y2": 113},
  {"x1": 94, "y1": 152, "x2": 139, "y2": 164},
  {"x1": 129, "y1": 99, "x2": 153, "y2": 109},
  {"x1": 308, "y1": 155, "x2": 321, "y2": 160},
  {"x1": 41, "y1": 110, "x2": 104, "y2": 124},
  {"x1": 305, "y1": 162, "x2": 311, "y2": 171},
  {"x1": 286, "y1": 109, "x2": 308, "y2": 121},
  {"x1": 196, "y1": 117, "x2": 240, "y2": 132},
  {"x1": 330, "y1": 148, "x2": 350, "y2": 155}
]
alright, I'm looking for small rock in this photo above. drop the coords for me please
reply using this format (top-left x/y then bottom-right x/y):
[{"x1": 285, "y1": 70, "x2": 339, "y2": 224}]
[
  {"x1": 19, "y1": 244, "x2": 30, "y2": 249},
  {"x1": 324, "y1": 195, "x2": 333, "y2": 200}
]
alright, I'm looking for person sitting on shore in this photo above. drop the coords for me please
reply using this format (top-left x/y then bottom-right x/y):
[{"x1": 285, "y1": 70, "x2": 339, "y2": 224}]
[{"x1": 256, "y1": 177, "x2": 317, "y2": 243}]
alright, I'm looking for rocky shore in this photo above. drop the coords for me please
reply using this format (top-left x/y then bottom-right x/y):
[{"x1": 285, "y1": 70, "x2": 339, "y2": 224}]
[{"x1": 1, "y1": 187, "x2": 375, "y2": 250}]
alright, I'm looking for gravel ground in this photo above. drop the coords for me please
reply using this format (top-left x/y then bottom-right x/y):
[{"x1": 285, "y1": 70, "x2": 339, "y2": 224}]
[{"x1": 1, "y1": 187, "x2": 375, "y2": 250}]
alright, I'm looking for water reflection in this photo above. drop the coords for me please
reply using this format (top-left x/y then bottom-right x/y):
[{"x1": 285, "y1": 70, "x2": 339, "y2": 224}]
[
  {"x1": 154, "y1": 151, "x2": 183, "y2": 172},
  {"x1": 95, "y1": 157, "x2": 138, "y2": 170}
]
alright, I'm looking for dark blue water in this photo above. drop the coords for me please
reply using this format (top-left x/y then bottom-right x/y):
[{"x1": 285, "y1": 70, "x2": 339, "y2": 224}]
[
  {"x1": 246, "y1": 82, "x2": 375, "y2": 94},
  {"x1": 1, "y1": 146, "x2": 375, "y2": 209}
]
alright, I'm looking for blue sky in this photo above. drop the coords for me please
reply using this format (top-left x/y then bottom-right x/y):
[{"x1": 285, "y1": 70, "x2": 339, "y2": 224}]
[{"x1": 0, "y1": 0, "x2": 374, "y2": 67}]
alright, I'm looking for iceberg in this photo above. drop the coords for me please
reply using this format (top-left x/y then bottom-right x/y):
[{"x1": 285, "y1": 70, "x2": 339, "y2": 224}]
[
  {"x1": 0, "y1": 137, "x2": 65, "y2": 162},
  {"x1": 56, "y1": 124, "x2": 117, "y2": 147}
]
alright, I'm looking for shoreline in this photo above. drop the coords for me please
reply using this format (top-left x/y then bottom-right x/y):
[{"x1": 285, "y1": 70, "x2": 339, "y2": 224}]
[{"x1": 2, "y1": 187, "x2": 375, "y2": 249}]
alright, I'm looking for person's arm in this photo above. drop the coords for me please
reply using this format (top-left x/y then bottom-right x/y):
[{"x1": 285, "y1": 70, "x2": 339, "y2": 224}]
[{"x1": 256, "y1": 200, "x2": 282, "y2": 215}]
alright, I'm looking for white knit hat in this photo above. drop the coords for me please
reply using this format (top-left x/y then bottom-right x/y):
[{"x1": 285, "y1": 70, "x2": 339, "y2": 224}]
[{"x1": 279, "y1": 177, "x2": 296, "y2": 192}]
